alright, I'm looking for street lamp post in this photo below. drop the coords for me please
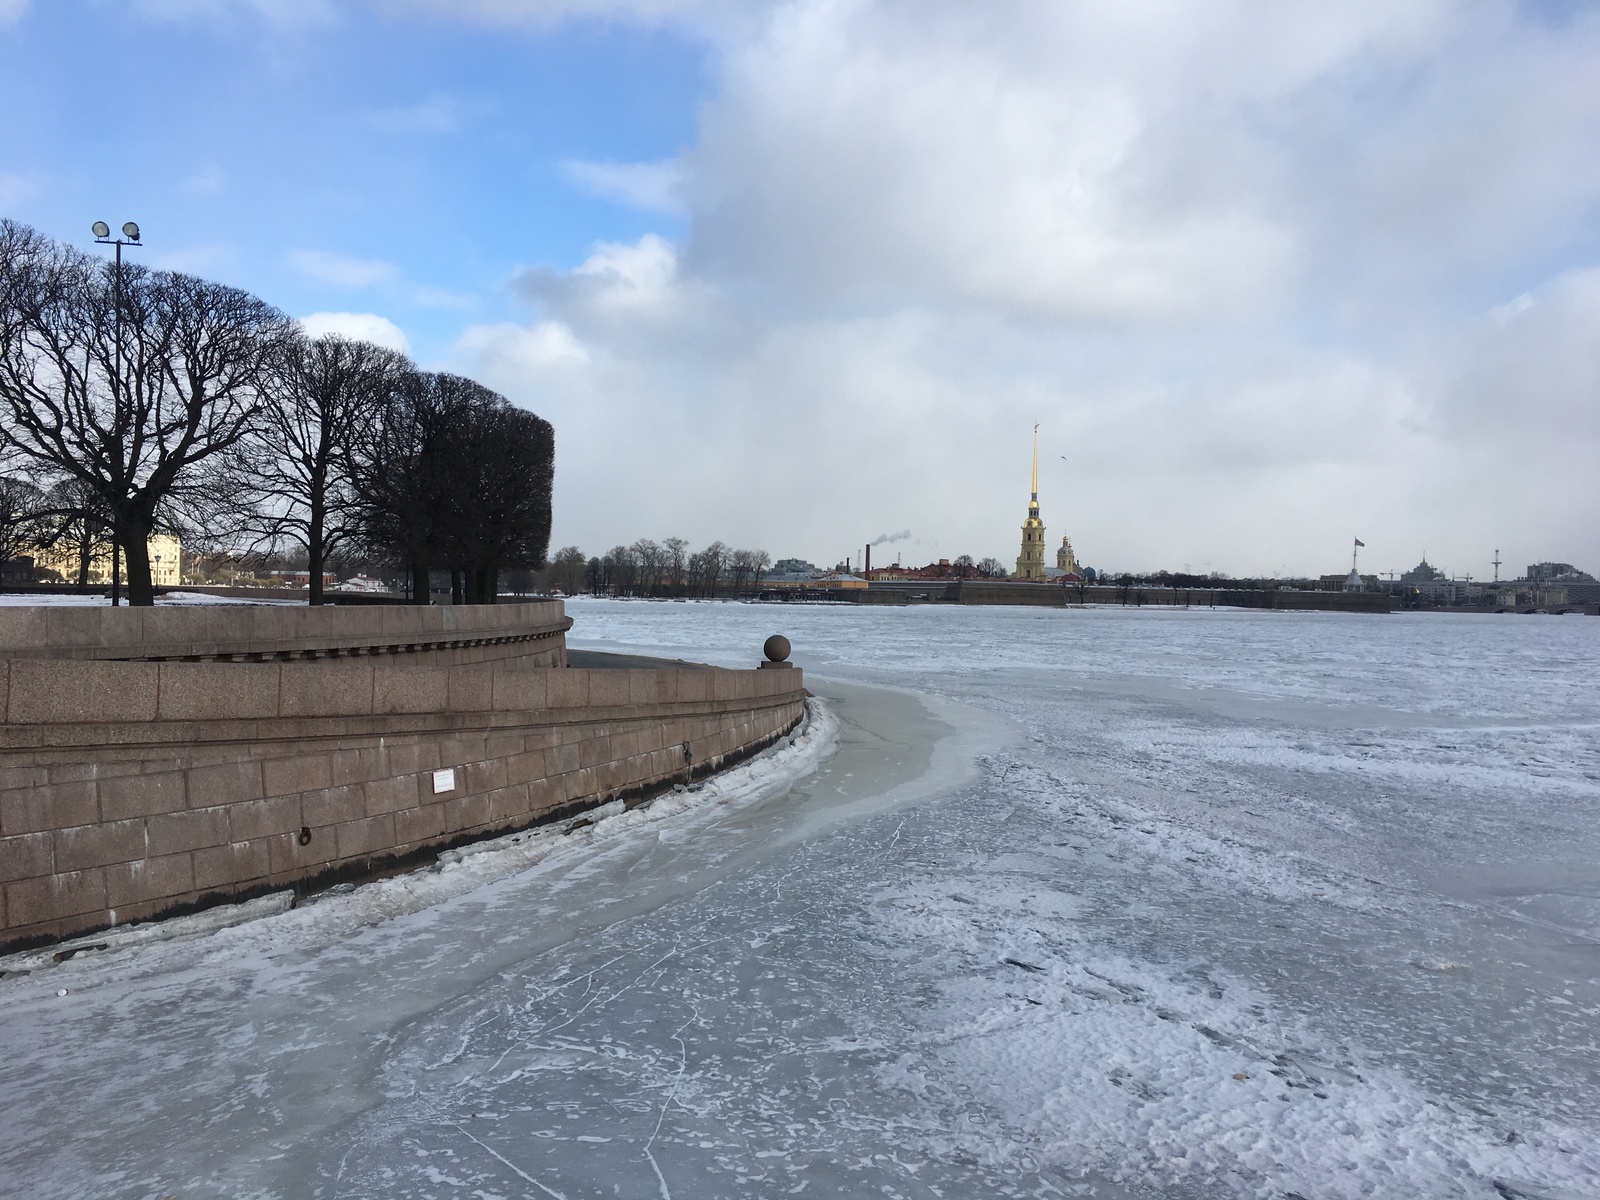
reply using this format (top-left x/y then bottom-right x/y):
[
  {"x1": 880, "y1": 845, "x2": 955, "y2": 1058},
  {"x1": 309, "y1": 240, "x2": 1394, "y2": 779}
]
[{"x1": 91, "y1": 220, "x2": 141, "y2": 607}]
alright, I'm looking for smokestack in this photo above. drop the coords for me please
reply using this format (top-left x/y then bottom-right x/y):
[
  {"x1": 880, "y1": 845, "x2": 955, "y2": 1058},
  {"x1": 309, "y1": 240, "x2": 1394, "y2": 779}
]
[{"x1": 866, "y1": 544, "x2": 871, "y2": 577}]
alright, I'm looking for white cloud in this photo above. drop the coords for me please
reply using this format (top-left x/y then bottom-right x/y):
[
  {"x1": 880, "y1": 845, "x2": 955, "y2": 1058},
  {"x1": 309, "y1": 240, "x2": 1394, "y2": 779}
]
[
  {"x1": 407, "y1": 284, "x2": 475, "y2": 310},
  {"x1": 456, "y1": 0, "x2": 1600, "y2": 574},
  {"x1": 289, "y1": 249, "x2": 401, "y2": 288},
  {"x1": 0, "y1": 0, "x2": 28, "y2": 28},
  {"x1": 680, "y1": 0, "x2": 1490, "y2": 322},
  {"x1": 1441, "y1": 268, "x2": 1600, "y2": 444},
  {"x1": 298, "y1": 311, "x2": 411, "y2": 354},
  {"x1": 458, "y1": 320, "x2": 589, "y2": 372},
  {"x1": 560, "y1": 158, "x2": 685, "y2": 214},
  {"x1": 290, "y1": 248, "x2": 472, "y2": 311},
  {"x1": 368, "y1": 94, "x2": 487, "y2": 136},
  {"x1": 394, "y1": 0, "x2": 770, "y2": 38},
  {"x1": 519, "y1": 234, "x2": 683, "y2": 315},
  {"x1": 131, "y1": 0, "x2": 337, "y2": 23}
]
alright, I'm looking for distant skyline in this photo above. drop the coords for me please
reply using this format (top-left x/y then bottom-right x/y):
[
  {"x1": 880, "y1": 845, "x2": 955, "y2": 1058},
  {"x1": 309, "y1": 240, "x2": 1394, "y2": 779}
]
[{"x1": 3, "y1": 1, "x2": 1598, "y2": 578}]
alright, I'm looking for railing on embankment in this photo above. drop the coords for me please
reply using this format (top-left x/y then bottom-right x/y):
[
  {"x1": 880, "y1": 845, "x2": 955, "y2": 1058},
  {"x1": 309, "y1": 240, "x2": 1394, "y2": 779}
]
[{"x1": 0, "y1": 605, "x2": 805, "y2": 952}]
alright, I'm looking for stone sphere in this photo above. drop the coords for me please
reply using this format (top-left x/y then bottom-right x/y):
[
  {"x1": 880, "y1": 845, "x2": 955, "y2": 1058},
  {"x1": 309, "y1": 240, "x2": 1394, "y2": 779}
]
[{"x1": 763, "y1": 634, "x2": 792, "y2": 663}]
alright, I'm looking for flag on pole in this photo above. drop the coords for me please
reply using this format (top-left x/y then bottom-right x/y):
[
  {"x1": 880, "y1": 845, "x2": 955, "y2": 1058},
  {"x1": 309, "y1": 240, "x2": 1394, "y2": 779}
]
[{"x1": 1354, "y1": 538, "x2": 1365, "y2": 547}]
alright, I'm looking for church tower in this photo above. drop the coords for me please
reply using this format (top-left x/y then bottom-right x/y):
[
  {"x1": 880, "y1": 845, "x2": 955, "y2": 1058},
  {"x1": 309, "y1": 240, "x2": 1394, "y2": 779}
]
[
  {"x1": 1015, "y1": 424, "x2": 1046, "y2": 579},
  {"x1": 1056, "y1": 536, "x2": 1079, "y2": 574}
]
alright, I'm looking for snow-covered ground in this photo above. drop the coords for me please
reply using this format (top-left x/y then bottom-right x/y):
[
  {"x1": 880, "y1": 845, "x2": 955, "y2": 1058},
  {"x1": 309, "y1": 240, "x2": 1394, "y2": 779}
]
[{"x1": 2, "y1": 598, "x2": 1598, "y2": 1198}]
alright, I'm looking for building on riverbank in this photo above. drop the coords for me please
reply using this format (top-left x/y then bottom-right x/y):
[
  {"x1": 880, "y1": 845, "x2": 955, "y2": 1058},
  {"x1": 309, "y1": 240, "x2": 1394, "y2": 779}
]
[
  {"x1": 1519, "y1": 562, "x2": 1600, "y2": 605},
  {"x1": 31, "y1": 532, "x2": 181, "y2": 588}
]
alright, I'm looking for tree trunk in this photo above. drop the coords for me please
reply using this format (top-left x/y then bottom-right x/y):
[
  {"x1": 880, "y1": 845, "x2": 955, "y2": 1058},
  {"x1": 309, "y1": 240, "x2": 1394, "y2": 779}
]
[
  {"x1": 474, "y1": 564, "x2": 497, "y2": 605},
  {"x1": 451, "y1": 569, "x2": 463, "y2": 606},
  {"x1": 307, "y1": 501, "x2": 325, "y2": 606},
  {"x1": 120, "y1": 521, "x2": 155, "y2": 606},
  {"x1": 75, "y1": 523, "x2": 91, "y2": 589},
  {"x1": 410, "y1": 561, "x2": 430, "y2": 605}
]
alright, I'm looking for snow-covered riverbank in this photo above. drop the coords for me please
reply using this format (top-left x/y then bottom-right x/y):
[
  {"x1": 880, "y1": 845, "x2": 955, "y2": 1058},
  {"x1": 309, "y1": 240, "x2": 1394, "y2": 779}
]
[{"x1": 2, "y1": 599, "x2": 1596, "y2": 1198}]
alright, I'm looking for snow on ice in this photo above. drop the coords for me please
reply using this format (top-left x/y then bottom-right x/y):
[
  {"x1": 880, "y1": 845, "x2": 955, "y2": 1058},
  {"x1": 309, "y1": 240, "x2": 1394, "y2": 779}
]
[{"x1": 1, "y1": 598, "x2": 1597, "y2": 1199}]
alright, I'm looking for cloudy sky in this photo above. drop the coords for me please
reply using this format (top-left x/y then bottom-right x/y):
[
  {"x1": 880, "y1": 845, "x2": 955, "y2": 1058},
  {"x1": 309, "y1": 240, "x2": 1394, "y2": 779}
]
[{"x1": 3, "y1": 0, "x2": 1597, "y2": 578}]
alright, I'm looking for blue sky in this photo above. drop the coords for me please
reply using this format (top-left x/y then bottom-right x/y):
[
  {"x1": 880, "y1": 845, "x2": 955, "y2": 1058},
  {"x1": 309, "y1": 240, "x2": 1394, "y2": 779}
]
[
  {"x1": 4, "y1": 1, "x2": 1600, "y2": 577},
  {"x1": 0, "y1": 1, "x2": 700, "y2": 359}
]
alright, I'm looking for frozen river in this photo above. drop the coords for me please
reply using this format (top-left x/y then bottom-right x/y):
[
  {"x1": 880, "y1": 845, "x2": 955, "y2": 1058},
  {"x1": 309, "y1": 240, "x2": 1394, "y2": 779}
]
[{"x1": 2, "y1": 600, "x2": 1598, "y2": 1198}]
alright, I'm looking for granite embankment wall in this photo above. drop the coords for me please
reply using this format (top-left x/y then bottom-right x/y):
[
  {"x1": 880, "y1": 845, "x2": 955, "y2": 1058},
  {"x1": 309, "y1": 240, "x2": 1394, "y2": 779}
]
[
  {"x1": 0, "y1": 600, "x2": 571, "y2": 666},
  {"x1": 0, "y1": 604, "x2": 805, "y2": 951}
]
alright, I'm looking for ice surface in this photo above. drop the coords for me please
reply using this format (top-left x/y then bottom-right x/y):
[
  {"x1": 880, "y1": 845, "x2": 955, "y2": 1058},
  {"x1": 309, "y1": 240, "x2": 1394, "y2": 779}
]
[{"x1": 1, "y1": 599, "x2": 1597, "y2": 1198}]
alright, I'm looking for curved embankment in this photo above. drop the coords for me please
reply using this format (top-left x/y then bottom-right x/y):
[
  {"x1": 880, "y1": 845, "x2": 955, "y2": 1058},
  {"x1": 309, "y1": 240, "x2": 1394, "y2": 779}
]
[
  {"x1": 0, "y1": 602, "x2": 805, "y2": 951},
  {"x1": 0, "y1": 676, "x2": 1005, "y2": 1199}
]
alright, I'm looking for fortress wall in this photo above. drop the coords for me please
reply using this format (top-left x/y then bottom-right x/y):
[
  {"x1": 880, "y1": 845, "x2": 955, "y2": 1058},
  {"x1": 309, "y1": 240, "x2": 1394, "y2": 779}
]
[
  {"x1": 0, "y1": 608, "x2": 806, "y2": 952},
  {"x1": 955, "y1": 582, "x2": 1066, "y2": 607},
  {"x1": 1069, "y1": 586, "x2": 1392, "y2": 613},
  {"x1": 933, "y1": 582, "x2": 1392, "y2": 613},
  {"x1": 1264, "y1": 590, "x2": 1393, "y2": 613}
]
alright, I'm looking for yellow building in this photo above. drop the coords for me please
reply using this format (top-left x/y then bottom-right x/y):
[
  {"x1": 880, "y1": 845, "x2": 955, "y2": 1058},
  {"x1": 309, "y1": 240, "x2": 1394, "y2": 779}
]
[
  {"x1": 35, "y1": 532, "x2": 182, "y2": 587},
  {"x1": 1015, "y1": 425, "x2": 1047, "y2": 580},
  {"x1": 813, "y1": 573, "x2": 868, "y2": 591},
  {"x1": 1056, "y1": 536, "x2": 1079, "y2": 574}
]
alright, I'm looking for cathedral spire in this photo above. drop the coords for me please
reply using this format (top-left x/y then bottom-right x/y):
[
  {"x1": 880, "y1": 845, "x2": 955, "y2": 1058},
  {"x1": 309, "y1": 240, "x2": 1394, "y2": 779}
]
[
  {"x1": 1030, "y1": 422, "x2": 1039, "y2": 504},
  {"x1": 1016, "y1": 423, "x2": 1046, "y2": 580}
]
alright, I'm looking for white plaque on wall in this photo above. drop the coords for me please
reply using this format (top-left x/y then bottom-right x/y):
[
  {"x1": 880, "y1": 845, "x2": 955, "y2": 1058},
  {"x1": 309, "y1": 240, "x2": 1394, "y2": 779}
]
[{"x1": 432, "y1": 768, "x2": 457, "y2": 794}]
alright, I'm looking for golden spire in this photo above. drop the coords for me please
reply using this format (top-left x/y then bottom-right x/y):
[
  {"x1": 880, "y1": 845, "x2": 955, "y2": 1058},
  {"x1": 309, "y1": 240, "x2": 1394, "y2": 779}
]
[{"x1": 1030, "y1": 423, "x2": 1039, "y2": 504}]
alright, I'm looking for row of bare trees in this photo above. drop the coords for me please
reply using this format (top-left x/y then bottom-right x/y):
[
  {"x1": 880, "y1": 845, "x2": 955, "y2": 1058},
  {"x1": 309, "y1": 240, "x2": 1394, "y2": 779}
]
[
  {"x1": 0, "y1": 220, "x2": 553, "y2": 605},
  {"x1": 926, "y1": 554, "x2": 1009, "y2": 579},
  {"x1": 536, "y1": 540, "x2": 773, "y2": 599}
]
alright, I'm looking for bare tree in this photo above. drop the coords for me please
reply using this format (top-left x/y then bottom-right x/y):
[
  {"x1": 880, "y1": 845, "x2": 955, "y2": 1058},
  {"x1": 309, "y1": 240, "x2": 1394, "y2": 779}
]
[
  {"x1": 0, "y1": 474, "x2": 46, "y2": 567},
  {"x1": 726, "y1": 548, "x2": 749, "y2": 597},
  {"x1": 695, "y1": 541, "x2": 729, "y2": 598},
  {"x1": 977, "y1": 557, "x2": 1007, "y2": 578},
  {"x1": 0, "y1": 221, "x2": 293, "y2": 604},
  {"x1": 603, "y1": 544, "x2": 636, "y2": 596},
  {"x1": 34, "y1": 476, "x2": 112, "y2": 586},
  {"x1": 630, "y1": 538, "x2": 664, "y2": 595},
  {"x1": 349, "y1": 371, "x2": 553, "y2": 604},
  {"x1": 729, "y1": 548, "x2": 765, "y2": 597},
  {"x1": 444, "y1": 396, "x2": 554, "y2": 603},
  {"x1": 348, "y1": 368, "x2": 450, "y2": 603},
  {"x1": 230, "y1": 334, "x2": 408, "y2": 605},
  {"x1": 546, "y1": 545, "x2": 587, "y2": 595},
  {"x1": 663, "y1": 536, "x2": 687, "y2": 597}
]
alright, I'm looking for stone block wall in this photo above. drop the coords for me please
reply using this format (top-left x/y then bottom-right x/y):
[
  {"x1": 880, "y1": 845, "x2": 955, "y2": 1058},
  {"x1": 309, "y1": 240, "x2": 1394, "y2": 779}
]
[
  {"x1": 0, "y1": 600, "x2": 571, "y2": 667},
  {"x1": 0, "y1": 608, "x2": 806, "y2": 952},
  {"x1": 955, "y1": 581, "x2": 1067, "y2": 607}
]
